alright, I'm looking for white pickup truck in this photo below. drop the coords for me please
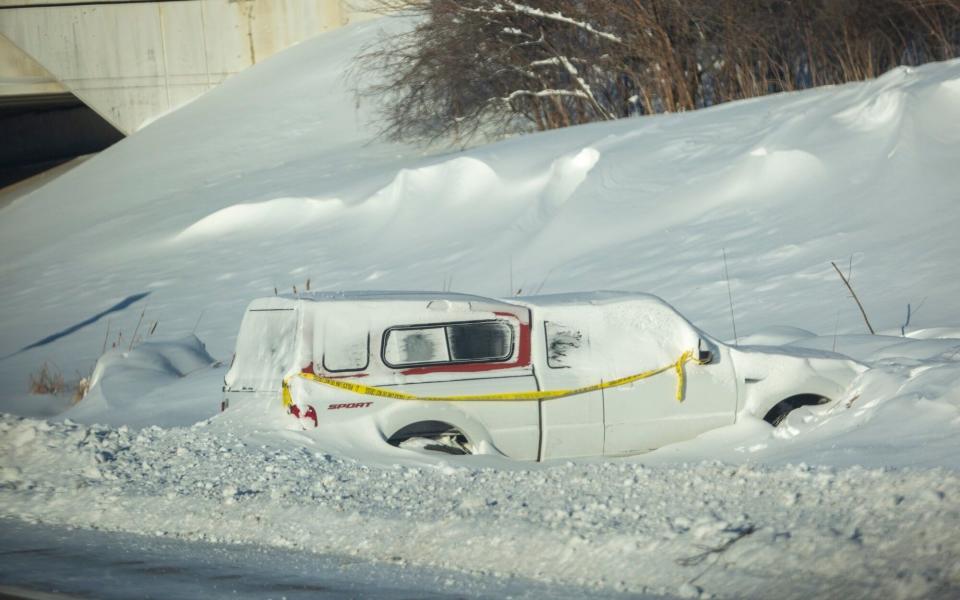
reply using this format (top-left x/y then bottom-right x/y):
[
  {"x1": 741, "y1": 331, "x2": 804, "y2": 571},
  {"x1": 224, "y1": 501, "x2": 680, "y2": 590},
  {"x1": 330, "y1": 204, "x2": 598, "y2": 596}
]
[{"x1": 223, "y1": 291, "x2": 860, "y2": 460}]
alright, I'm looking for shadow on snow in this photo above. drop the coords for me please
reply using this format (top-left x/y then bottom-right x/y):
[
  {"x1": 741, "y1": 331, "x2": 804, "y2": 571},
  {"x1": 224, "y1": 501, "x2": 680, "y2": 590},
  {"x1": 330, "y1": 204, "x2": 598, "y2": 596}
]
[{"x1": 1, "y1": 292, "x2": 151, "y2": 360}]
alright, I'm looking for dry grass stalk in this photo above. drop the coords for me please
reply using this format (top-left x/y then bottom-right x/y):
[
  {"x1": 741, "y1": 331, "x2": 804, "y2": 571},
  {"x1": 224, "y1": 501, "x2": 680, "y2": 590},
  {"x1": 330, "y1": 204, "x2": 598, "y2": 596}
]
[
  {"x1": 29, "y1": 362, "x2": 67, "y2": 395},
  {"x1": 72, "y1": 377, "x2": 90, "y2": 404},
  {"x1": 831, "y1": 261, "x2": 876, "y2": 335},
  {"x1": 129, "y1": 307, "x2": 147, "y2": 351}
]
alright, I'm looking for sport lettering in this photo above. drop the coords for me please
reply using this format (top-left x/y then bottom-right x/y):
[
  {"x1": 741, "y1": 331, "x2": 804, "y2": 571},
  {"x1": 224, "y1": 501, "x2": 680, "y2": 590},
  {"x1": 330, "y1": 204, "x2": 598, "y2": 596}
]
[{"x1": 327, "y1": 402, "x2": 374, "y2": 410}]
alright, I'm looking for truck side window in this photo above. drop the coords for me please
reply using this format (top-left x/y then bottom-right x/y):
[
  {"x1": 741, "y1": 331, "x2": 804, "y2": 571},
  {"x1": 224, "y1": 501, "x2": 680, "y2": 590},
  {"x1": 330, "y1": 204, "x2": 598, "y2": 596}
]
[
  {"x1": 383, "y1": 320, "x2": 514, "y2": 367},
  {"x1": 545, "y1": 321, "x2": 585, "y2": 369},
  {"x1": 323, "y1": 335, "x2": 369, "y2": 372},
  {"x1": 447, "y1": 321, "x2": 512, "y2": 361},
  {"x1": 384, "y1": 327, "x2": 450, "y2": 366},
  {"x1": 320, "y1": 320, "x2": 370, "y2": 372}
]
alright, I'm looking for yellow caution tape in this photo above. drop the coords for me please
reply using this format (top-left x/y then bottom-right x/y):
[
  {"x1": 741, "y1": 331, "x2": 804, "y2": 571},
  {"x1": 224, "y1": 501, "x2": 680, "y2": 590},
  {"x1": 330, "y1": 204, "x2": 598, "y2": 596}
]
[{"x1": 283, "y1": 350, "x2": 704, "y2": 407}]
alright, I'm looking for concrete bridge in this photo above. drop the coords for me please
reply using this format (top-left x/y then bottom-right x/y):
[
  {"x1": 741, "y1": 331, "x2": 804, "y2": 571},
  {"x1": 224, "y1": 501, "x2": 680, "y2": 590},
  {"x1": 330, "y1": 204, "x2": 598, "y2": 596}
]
[{"x1": 0, "y1": 0, "x2": 375, "y2": 188}]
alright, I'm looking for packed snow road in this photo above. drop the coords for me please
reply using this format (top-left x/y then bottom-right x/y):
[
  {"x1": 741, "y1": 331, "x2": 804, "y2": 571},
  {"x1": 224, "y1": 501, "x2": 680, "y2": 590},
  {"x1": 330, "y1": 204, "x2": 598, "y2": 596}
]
[
  {"x1": 0, "y1": 519, "x2": 638, "y2": 600},
  {"x1": 1, "y1": 414, "x2": 957, "y2": 599}
]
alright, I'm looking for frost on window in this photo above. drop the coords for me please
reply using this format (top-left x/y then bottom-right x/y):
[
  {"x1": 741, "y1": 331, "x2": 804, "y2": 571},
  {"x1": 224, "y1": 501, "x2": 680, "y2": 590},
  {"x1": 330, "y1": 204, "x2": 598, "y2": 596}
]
[
  {"x1": 322, "y1": 319, "x2": 369, "y2": 372},
  {"x1": 447, "y1": 321, "x2": 513, "y2": 361},
  {"x1": 545, "y1": 321, "x2": 584, "y2": 368},
  {"x1": 383, "y1": 321, "x2": 514, "y2": 367},
  {"x1": 384, "y1": 328, "x2": 450, "y2": 366}
]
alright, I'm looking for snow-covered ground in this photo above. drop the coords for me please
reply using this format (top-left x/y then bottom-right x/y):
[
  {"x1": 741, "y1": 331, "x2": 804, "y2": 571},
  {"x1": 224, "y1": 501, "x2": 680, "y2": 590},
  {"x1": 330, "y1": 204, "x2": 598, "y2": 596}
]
[
  {"x1": 1, "y1": 414, "x2": 957, "y2": 599},
  {"x1": 0, "y1": 518, "x2": 630, "y2": 600},
  {"x1": 1, "y1": 17, "x2": 959, "y2": 599}
]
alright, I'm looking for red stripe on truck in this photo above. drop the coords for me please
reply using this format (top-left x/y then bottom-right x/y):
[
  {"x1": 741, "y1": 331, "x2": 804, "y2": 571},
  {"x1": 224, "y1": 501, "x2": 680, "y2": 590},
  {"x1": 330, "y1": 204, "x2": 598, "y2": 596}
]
[{"x1": 301, "y1": 362, "x2": 368, "y2": 378}]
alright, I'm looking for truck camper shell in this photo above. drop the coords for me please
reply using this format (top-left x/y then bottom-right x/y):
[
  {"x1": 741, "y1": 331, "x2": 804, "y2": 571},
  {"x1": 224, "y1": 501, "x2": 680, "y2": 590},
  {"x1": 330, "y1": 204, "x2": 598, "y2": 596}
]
[{"x1": 226, "y1": 290, "x2": 532, "y2": 392}]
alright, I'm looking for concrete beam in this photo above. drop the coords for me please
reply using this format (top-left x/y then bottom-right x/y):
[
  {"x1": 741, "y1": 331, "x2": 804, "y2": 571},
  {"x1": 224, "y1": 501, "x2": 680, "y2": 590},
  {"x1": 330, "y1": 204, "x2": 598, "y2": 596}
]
[
  {"x1": 0, "y1": 0, "x2": 378, "y2": 134},
  {"x1": 0, "y1": 33, "x2": 67, "y2": 96}
]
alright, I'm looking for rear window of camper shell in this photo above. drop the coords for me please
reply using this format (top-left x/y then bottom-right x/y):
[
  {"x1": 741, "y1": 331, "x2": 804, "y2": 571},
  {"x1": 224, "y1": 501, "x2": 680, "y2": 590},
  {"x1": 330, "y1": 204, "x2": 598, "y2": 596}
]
[{"x1": 382, "y1": 320, "x2": 515, "y2": 368}]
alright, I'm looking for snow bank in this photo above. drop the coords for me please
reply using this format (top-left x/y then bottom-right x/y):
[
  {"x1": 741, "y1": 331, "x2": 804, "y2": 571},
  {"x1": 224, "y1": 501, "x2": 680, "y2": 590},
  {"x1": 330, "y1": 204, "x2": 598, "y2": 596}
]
[
  {"x1": 1, "y1": 413, "x2": 957, "y2": 598},
  {"x1": 65, "y1": 335, "x2": 221, "y2": 428},
  {"x1": 642, "y1": 335, "x2": 960, "y2": 470}
]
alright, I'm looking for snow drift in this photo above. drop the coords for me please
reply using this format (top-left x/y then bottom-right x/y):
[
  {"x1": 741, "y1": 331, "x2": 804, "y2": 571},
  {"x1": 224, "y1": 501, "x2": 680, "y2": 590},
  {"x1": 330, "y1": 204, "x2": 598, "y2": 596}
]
[{"x1": 66, "y1": 335, "x2": 220, "y2": 428}]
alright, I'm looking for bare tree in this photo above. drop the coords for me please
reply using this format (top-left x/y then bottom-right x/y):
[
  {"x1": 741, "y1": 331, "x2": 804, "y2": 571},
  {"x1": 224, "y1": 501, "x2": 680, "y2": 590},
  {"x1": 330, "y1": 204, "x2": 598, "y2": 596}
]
[
  {"x1": 355, "y1": 0, "x2": 960, "y2": 144},
  {"x1": 356, "y1": 0, "x2": 625, "y2": 143}
]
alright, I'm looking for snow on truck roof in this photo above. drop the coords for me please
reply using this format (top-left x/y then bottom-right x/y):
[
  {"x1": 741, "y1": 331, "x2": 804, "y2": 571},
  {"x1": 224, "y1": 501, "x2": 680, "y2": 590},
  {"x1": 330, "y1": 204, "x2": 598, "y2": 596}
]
[
  {"x1": 515, "y1": 291, "x2": 699, "y2": 331},
  {"x1": 272, "y1": 290, "x2": 513, "y2": 304},
  {"x1": 247, "y1": 291, "x2": 531, "y2": 326},
  {"x1": 253, "y1": 289, "x2": 675, "y2": 310},
  {"x1": 244, "y1": 291, "x2": 701, "y2": 344},
  {"x1": 515, "y1": 290, "x2": 673, "y2": 308}
]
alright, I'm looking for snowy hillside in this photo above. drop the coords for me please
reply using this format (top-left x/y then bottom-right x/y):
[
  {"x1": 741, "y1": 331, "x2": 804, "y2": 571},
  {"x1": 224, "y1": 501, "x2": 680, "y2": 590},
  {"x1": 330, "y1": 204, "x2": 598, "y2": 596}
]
[
  {"x1": 1, "y1": 17, "x2": 960, "y2": 599},
  {"x1": 2, "y1": 19, "x2": 960, "y2": 417}
]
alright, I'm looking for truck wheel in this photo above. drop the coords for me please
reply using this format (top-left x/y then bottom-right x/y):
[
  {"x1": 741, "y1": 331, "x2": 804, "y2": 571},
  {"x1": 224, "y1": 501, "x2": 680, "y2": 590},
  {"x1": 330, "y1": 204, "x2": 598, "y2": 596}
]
[
  {"x1": 762, "y1": 394, "x2": 830, "y2": 426},
  {"x1": 387, "y1": 421, "x2": 473, "y2": 455}
]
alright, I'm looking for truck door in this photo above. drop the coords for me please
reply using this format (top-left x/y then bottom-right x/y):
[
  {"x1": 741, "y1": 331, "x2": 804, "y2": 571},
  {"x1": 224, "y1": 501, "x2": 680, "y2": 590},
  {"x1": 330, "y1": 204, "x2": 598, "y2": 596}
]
[
  {"x1": 537, "y1": 319, "x2": 604, "y2": 459},
  {"x1": 602, "y1": 333, "x2": 737, "y2": 456},
  {"x1": 375, "y1": 312, "x2": 541, "y2": 461}
]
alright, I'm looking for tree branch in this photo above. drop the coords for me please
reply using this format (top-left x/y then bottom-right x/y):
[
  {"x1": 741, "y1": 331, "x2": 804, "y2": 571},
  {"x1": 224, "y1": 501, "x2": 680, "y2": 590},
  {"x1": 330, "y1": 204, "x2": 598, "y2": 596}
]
[{"x1": 831, "y1": 261, "x2": 875, "y2": 335}]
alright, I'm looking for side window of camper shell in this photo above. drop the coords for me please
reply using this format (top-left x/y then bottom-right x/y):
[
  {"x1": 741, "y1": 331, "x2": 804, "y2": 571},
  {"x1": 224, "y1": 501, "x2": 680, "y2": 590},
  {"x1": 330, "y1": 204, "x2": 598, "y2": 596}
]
[
  {"x1": 320, "y1": 319, "x2": 370, "y2": 372},
  {"x1": 323, "y1": 334, "x2": 370, "y2": 372},
  {"x1": 382, "y1": 320, "x2": 514, "y2": 368}
]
